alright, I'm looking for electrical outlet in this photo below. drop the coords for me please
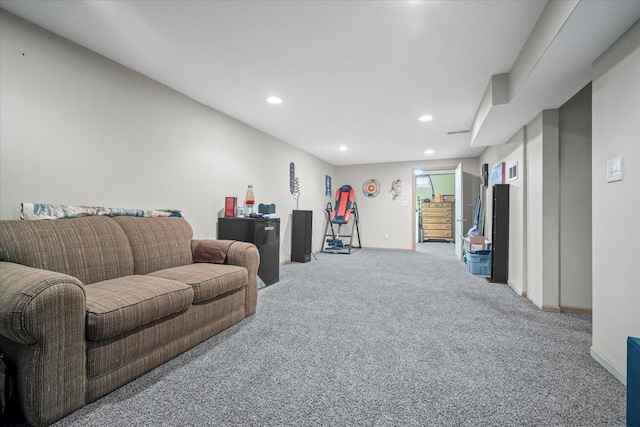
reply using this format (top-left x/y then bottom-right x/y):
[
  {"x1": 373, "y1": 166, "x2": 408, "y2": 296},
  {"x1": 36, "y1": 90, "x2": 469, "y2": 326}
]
[
  {"x1": 607, "y1": 156, "x2": 623, "y2": 183},
  {"x1": 384, "y1": 233, "x2": 389, "y2": 239}
]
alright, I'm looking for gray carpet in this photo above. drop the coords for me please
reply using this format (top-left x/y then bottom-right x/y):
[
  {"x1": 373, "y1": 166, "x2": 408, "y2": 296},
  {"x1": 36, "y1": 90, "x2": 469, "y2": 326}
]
[{"x1": 55, "y1": 243, "x2": 626, "y2": 426}]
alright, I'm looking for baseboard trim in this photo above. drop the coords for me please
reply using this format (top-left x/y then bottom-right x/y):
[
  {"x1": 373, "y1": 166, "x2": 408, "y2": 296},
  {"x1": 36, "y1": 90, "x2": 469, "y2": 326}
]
[
  {"x1": 367, "y1": 246, "x2": 413, "y2": 252},
  {"x1": 507, "y1": 280, "x2": 524, "y2": 296},
  {"x1": 542, "y1": 305, "x2": 561, "y2": 313},
  {"x1": 527, "y1": 295, "x2": 591, "y2": 314},
  {"x1": 528, "y1": 295, "x2": 543, "y2": 309},
  {"x1": 590, "y1": 346, "x2": 626, "y2": 385},
  {"x1": 560, "y1": 306, "x2": 592, "y2": 314}
]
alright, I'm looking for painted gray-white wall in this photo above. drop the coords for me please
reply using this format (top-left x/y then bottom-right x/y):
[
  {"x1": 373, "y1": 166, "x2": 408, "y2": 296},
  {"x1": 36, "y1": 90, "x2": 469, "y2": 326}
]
[
  {"x1": 335, "y1": 158, "x2": 479, "y2": 250},
  {"x1": 541, "y1": 109, "x2": 561, "y2": 310},
  {"x1": 525, "y1": 113, "x2": 544, "y2": 307},
  {"x1": 0, "y1": 11, "x2": 334, "y2": 262},
  {"x1": 559, "y1": 83, "x2": 592, "y2": 309},
  {"x1": 481, "y1": 84, "x2": 593, "y2": 311},
  {"x1": 479, "y1": 128, "x2": 526, "y2": 295},
  {"x1": 591, "y1": 20, "x2": 640, "y2": 381},
  {"x1": 525, "y1": 110, "x2": 562, "y2": 310}
]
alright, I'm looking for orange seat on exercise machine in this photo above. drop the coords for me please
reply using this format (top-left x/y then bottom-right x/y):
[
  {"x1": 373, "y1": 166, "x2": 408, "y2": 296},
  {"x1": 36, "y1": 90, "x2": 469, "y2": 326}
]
[{"x1": 331, "y1": 185, "x2": 355, "y2": 224}]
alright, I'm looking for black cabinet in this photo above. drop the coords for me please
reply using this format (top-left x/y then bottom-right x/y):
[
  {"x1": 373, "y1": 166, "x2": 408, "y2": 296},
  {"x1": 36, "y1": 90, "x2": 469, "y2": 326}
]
[
  {"x1": 490, "y1": 184, "x2": 509, "y2": 283},
  {"x1": 292, "y1": 210, "x2": 313, "y2": 263},
  {"x1": 218, "y1": 217, "x2": 280, "y2": 286}
]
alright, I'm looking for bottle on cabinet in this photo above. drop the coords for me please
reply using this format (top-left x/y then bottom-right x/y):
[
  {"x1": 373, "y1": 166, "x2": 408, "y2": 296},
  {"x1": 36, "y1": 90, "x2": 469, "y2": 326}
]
[{"x1": 245, "y1": 185, "x2": 254, "y2": 216}]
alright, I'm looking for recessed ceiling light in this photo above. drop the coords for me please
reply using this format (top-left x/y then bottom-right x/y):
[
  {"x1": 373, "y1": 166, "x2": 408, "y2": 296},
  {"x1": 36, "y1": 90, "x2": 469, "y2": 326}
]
[
  {"x1": 424, "y1": 149, "x2": 435, "y2": 155},
  {"x1": 267, "y1": 96, "x2": 282, "y2": 104},
  {"x1": 338, "y1": 145, "x2": 348, "y2": 152},
  {"x1": 419, "y1": 115, "x2": 433, "y2": 122}
]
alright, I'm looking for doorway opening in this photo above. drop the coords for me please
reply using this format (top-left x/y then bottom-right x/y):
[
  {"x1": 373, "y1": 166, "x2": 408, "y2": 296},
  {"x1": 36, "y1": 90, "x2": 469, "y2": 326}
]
[
  {"x1": 413, "y1": 163, "x2": 477, "y2": 260},
  {"x1": 415, "y1": 172, "x2": 455, "y2": 242},
  {"x1": 412, "y1": 166, "x2": 459, "y2": 256}
]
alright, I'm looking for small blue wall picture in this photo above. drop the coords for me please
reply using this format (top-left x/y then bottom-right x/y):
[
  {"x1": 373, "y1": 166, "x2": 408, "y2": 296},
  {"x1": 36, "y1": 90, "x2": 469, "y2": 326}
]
[
  {"x1": 325, "y1": 175, "x2": 331, "y2": 196},
  {"x1": 491, "y1": 162, "x2": 505, "y2": 186}
]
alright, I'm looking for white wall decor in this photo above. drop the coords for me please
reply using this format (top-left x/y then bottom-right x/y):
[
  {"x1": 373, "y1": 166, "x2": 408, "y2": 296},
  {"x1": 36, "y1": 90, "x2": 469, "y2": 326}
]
[{"x1": 389, "y1": 178, "x2": 402, "y2": 200}]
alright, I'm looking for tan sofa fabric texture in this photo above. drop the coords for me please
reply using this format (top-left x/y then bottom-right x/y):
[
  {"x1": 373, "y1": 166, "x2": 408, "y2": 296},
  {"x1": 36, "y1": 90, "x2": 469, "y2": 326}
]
[
  {"x1": 85, "y1": 288, "x2": 245, "y2": 385},
  {"x1": 85, "y1": 276, "x2": 194, "y2": 341},
  {"x1": 226, "y1": 242, "x2": 260, "y2": 316},
  {"x1": 0, "y1": 216, "x2": 134, "y2": 285},
  {"x1": 0, "y1": 216, "x2": 259, "y2": 426},
  {"x1": 0, "y1": 262, "x2": 84, "y2": 344},
  {"x1": 113, "y1": 216, "x2": 194, "y2": 275},
  {"x1": 0, "y1": 262, "x2": 87, "y2": 427},
  {"x1": 147, "y1": 263, "x2": 247, "y2": 304}
]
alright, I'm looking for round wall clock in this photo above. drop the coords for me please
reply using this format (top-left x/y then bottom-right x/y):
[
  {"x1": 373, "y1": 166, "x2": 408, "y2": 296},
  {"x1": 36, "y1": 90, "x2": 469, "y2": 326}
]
[{"x1": 362, "y1": 179, "x2": 381, "y2": 198}]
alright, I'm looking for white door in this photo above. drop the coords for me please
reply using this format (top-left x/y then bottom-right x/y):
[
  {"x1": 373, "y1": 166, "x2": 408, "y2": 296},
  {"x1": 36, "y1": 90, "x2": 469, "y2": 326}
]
[{"x1": 455, "y1": 163, "x2": 464, "y2": 259}]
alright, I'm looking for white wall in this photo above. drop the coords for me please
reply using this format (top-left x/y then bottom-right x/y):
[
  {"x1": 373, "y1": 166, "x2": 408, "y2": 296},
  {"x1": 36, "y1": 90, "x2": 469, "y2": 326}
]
[
  {"x1": 479, "y1": 128, "x2": 526, "y2": 295},
  {"x1": 524, "y1": 110, "x2": 562, "y2": 310},
  {"x1": 335, "y1": 158, "x2": 479, "y2": 250},
  {"x1": 541, "y1": 109, "x2": 561, "y2": 310},
  {"x1": 591, "y1": 20, "x2": 640, "y2": 381},
  {"x1": 525, "y1": 113, "x2": 544, "y2": 307},
  {"x1": 480, "y1": 83, "x2": 593, "y2": 314},
  {"x1": 559, "y1": 83, "x2": 592, "y2": 309},
  {"x1": 483, "y1": 86, "x2": 592, "y2": 310},
  {"x1": 0, "y1": 11, "x2": 335, "y2": 262}
]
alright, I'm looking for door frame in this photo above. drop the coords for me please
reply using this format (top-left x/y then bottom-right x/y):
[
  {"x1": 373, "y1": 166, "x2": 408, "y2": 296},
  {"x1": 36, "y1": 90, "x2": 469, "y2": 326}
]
[
  {"x1": 412, "y1": 165, "x2": 459, "y2": 252},
  {"x1": 454, "y1": 163, "x2": 464, "y2": 260}
]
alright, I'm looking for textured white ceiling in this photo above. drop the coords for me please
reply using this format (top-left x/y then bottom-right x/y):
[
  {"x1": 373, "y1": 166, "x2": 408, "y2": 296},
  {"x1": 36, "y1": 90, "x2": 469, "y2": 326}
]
[{"x1": 1, "y1": 1, "x2": 638, "y2": 165}]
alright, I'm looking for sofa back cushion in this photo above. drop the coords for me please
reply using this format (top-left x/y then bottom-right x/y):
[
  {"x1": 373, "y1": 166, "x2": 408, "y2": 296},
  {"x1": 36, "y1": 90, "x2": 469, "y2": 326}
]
[
  {"x1": 112, "y1": 217, "x2": 193, "y2": 275},
  {"x1": 0, "y1": 216, "x2": 134, "y2": 285}
]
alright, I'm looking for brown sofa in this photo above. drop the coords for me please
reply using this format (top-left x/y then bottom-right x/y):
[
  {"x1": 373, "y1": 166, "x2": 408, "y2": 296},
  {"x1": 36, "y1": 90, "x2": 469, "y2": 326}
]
[{"x1": 0, "y1": 215, "x2": 259, "y2": 426}]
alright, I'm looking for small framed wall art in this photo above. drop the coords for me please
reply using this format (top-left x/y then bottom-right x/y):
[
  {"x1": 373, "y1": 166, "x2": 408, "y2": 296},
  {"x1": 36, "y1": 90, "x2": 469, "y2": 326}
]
[
  {"x1": 481, "y1": 163, "x2": 489, "y2": 187},
  {"x1": 362, "y1": 179, "x2": 381, "y2": 198},
  {"x1": 290, "y1": 162, "x2": 296, "y2": 194},
  {"x1": 491, "y1": 162, "x2": 505, "y2": 186}
]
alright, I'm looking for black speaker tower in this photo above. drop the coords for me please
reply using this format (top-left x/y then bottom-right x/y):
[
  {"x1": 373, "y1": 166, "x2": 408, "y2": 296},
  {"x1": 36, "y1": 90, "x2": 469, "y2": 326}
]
[
  {"x1": 490, "y1": 184, "x2": 510, "y2": 283},
  {"x1": 292, "y1": 210, "x2": 312, "y2": 263}
]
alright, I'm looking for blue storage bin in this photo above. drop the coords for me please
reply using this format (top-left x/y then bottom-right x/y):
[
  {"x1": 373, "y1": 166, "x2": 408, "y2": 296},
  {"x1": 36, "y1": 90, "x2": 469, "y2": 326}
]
[{"x1": 465, "y1": 250, "x2": 491, "y2": 275}]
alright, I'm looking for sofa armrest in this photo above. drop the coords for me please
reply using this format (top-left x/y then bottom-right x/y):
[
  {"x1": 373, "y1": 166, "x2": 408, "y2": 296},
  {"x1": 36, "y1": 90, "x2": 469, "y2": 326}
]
[
  {"x1": 0, "y1": 262, "x2": 87, "y2": 427},
  {"x1": 226, "y1": 241, "x2": 260, "y2": 316},
  {"x1": 191, "y1": 240, "x2": 259, "y2": 316},
  {"x1": 227, "y1": 242, "x2": 260, "y2": 317}
]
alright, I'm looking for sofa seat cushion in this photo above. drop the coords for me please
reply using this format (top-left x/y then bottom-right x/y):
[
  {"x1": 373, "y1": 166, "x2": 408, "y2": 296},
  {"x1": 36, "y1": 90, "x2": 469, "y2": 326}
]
[
  {"x1": 85, "y1": 275, "x2": 194, "y2": 341},
  {"x1": 147, "y1": 263, "x2": 247, "y2": 304}
]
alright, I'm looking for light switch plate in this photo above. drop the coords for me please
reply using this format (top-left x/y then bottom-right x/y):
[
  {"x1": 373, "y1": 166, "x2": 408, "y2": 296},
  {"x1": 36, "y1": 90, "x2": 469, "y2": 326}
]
[
  {"x1": 607, "y1": 156, "x2": 623, "y2": 183},
  {"x1": 401, "y1": 200, "x2": 409, "y2": 207}
]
